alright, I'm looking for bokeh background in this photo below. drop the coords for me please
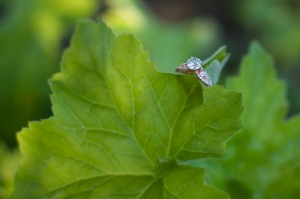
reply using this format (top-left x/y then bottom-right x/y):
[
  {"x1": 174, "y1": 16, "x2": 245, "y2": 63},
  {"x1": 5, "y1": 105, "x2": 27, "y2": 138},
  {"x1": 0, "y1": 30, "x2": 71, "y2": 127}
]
[{"x1": 1, "y1": 0, "x2": 300, "y2": 198}]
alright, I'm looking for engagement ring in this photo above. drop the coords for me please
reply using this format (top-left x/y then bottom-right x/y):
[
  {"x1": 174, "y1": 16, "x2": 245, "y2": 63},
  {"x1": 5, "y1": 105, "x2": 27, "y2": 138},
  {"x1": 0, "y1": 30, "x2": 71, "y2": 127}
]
[{"x1": 176, "y1": 57, "x2": 213, "y2": 86}]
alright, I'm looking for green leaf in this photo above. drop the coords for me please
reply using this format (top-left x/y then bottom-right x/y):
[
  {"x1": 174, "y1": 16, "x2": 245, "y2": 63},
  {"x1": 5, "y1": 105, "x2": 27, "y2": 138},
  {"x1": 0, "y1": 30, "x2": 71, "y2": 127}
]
[
  {"x1": 205, "y1": 41, "x2": 300, "y2": 198},
  {"x1": 227, "y1": 42, "x2": 287, "y2": 134},
  {"x1": 203, "y1": 46, "x2": 230, "y2": 85},
  {"x1": 164, "y1": 166, "x2": 229, "y2": 199},
  {"x1": 203, "y1": 46, "x2": 228, "y2": 66},
  {"x1": 11, "y1": 20, "x2": 242, "y2": 199}
]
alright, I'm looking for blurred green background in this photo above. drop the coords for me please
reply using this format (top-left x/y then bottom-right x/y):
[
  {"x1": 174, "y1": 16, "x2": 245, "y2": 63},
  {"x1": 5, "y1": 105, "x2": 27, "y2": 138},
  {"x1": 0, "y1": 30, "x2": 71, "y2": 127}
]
[{"x1": 0, "y1": 0, "x2": 300, "y2": 198}]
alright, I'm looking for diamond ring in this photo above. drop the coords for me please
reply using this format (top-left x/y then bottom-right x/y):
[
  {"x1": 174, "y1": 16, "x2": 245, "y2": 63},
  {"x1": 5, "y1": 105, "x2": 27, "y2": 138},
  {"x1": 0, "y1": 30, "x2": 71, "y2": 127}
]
[{"x1": 176, "y1": 57, "x2": 213, "y2": 86}]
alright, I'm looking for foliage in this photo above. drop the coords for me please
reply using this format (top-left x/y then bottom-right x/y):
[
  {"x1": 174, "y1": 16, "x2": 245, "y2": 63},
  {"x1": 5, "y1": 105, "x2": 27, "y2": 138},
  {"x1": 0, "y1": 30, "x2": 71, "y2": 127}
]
[
  {"x1": 1, "y1": 0, "x2": 300, "y2": 198},
  {"x1": 0, "y1": 0, "x2": 100, "y2": 147},
  {"x1": 0, "y1": 143, "x2": 20, "y2": 198},
  {"x1": 203, "y1": 42, "x2": 300, "y2": 199},
  {"x1": 10, "y1": 20, "x2": 243, "y2": 199}
]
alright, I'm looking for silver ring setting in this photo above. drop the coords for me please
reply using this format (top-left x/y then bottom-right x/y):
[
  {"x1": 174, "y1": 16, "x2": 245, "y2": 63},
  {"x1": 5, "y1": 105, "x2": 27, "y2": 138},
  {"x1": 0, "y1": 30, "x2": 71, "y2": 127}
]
[
  {"x1": 176, "y1": 57, "x2": 213, "y2": 86},
  {"x1": 187, "y1": 57, "x2": 203, "y2": 70}
]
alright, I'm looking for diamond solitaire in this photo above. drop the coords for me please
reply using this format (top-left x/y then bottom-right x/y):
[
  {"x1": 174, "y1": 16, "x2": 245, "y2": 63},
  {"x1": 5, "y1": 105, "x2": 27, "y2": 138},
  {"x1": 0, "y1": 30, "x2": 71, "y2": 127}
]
[{"x1": 187, "y1": 57, "x2": 203, "y2": 70}]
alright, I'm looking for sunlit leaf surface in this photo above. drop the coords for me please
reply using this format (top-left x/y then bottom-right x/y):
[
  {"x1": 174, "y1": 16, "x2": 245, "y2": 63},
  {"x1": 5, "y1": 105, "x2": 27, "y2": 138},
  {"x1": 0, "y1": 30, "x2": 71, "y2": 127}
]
[{"x1": 11, "y1": 21, "x2": 242, "y2": 199}]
